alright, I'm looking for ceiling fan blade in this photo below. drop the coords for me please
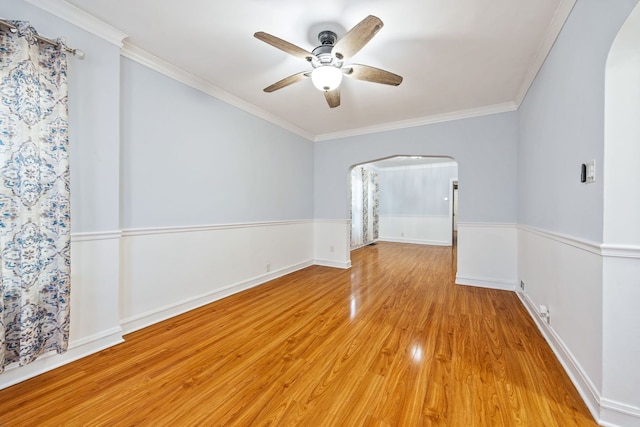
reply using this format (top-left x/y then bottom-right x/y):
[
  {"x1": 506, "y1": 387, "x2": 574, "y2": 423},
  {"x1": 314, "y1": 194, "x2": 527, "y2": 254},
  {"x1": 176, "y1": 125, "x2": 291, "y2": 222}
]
[
  {"x1": 345, "y1": 64, "x2": 403, "y2": 86},
  {"x1": 324, "y1": 88, "x2": 340, "y2": 108},
  {"x1": 332, "y1": 15, "x2": 383, "y2": 60},
  {"x1": 264, "y1": 71, "x2": 309, "y2": 92},
  {"x1": 254, "y1": 31, "x2": 314, "y2": 62}
]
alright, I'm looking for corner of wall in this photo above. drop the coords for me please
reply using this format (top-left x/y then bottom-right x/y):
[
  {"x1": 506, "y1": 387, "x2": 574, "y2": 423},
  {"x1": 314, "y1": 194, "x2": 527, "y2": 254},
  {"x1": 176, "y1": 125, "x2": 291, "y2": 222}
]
[
  {"x1": 313, "y1": 219, "x2": 352, "y2": 269},
  {"x1": 455, "y1": 222, "x2": 518, "y2": 291}
]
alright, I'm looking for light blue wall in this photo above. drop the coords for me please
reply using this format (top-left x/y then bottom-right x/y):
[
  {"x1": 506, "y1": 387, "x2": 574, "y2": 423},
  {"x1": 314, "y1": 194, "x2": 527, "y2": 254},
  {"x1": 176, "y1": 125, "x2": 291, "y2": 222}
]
[
  {"x1": 518, "y1": 0, "x2": 638, "y2": 241},
  {"x1": 5, "y1": 1, "x2": 122, "y2": 234},
  {"x1": 315, "y1": 112, "x2": 518, "y2": 223},
  {"x1": 379, "y1": 164, "x2": 458, "y2": 216},
  {"x1": 120, "y1": 59, "x2": 314, "y2": 228}
]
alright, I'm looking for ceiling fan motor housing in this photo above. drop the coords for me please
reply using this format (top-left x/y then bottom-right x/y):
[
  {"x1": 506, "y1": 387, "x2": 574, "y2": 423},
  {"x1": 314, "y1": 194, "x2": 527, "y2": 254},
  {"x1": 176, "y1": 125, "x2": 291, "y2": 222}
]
[
  {"x1": 311, "y1": 30, "x2": 341, "y2": 68},
  {"x1": 318, "y1": 30, "x2": 337, "y2": 45}
]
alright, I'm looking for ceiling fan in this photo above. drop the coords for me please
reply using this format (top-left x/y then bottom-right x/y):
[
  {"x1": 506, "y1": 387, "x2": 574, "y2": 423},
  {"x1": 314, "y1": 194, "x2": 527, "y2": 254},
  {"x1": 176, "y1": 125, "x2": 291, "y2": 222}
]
[{"x1": 254, "y1": 15, "x2": 403, "y2": 108}]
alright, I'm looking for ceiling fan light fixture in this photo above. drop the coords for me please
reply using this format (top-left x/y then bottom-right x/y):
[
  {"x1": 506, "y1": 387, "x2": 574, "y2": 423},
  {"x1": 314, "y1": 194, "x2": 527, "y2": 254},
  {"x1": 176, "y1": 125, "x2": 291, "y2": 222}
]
[
  {"x1": 311, "y1": 65, "x2": 343, "y2": 91},
  {"x1": 255, "y1": 15, "x2": 401, "y2": 107}
]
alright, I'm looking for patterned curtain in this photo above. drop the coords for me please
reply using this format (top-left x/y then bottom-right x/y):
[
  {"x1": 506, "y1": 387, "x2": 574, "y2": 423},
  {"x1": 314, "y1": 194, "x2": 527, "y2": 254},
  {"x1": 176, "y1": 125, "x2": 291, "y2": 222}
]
[
  {"x1": 362, "y1": 168, "x2": 369, "y2": 244},
  {"x1": 351, "y1": 166, "x2": 381, "y2": 249},
  {"x1": 0, "y1": 22, "x2": 71, "y2": 372},
  {"x1": 371, "y1": 171, "x2": 379, "y2": 240}
]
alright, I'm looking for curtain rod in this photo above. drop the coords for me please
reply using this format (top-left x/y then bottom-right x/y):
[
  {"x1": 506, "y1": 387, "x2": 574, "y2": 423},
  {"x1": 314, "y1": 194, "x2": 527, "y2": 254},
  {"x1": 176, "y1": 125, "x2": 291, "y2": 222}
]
[{"x1": 0, "y1": 19, "x2": 85, "y2": 59}]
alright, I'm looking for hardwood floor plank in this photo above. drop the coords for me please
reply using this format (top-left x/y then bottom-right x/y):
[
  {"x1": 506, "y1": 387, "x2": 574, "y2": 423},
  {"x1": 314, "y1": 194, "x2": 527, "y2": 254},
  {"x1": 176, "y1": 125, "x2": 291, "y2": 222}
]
[{"x1": 0, "y1": 242, "x2": 597, "y2": 426}]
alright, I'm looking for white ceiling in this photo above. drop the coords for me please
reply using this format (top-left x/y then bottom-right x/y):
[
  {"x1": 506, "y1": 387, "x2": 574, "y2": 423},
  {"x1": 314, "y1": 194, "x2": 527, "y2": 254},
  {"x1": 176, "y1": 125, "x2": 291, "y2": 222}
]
[{"x1": 59, "y1": 0, "x2": 575, "y2": 140}]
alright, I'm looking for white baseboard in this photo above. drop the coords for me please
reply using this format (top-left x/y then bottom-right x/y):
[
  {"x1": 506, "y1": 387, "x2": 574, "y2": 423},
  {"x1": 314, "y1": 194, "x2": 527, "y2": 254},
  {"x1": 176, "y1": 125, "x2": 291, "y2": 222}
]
[
  {"x1": 517, "y1": 292, "x2": 640, "y2": 427},
  {"x1": 0, "y1": 235, "x2": 127, "y2": 390},
  {"x1": 518, "y1": 226, "x2": 640, "y2": 426},
  {"x1": 120, "y1": 260, "x2": 313, "y2": 334},
  {"x1": 314, "y1": 259, "x2": 352, "y2": 269},
  {"x1": 600, "y1": 399, "x2": 640, "y2": 427},
  {"x1": 0, "y1": 327, "x2": 124, "y2": 390},
  {"x1": 378, "y1": 237, "x2": 450, "y2": 246},
  {"x1": 455, "y1": 275, "x2": 517, "y2": 291},
  {"x1": 517, "y1": 292, "x2": 601, "y2": 421}
]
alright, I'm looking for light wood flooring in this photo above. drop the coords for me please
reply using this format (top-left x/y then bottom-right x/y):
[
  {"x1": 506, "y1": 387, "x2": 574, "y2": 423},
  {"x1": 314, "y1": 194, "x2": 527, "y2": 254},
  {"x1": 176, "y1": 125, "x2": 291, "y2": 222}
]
[{"x1": 0, "y1": 242, "x2": 596, "y2": 426}]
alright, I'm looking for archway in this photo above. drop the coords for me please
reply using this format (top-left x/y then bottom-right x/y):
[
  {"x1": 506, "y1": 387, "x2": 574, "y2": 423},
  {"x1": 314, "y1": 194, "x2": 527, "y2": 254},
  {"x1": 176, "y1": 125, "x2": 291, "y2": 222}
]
[
  {"x1": 348, "y1": 156, "x2": 459, "y2": 254},
  {"x1": 601, "y1": 1, "x2": 640, "y2": 420}
]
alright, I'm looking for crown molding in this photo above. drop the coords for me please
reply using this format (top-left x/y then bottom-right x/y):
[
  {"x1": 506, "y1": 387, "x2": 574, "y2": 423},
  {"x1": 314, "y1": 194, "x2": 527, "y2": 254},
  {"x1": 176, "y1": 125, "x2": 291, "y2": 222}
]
[
  {"x1": 515, "y1": 0, "x2": 576, "y2": 105},
  {"x1": 121, "y1": 43, "x2": 519, "y2": 143},
  {"x1": 313, "y1": 101, "x2": 518, "y2": 142},
  {"x1": 121, "y1": 42, "x2": 315, "y2": 142},
  {"x1": 23, "y1": 0, "x2": 575, "y2": 144},
  {"x1": 23, "y1": 0, "x2": 127, "y2": 47}
]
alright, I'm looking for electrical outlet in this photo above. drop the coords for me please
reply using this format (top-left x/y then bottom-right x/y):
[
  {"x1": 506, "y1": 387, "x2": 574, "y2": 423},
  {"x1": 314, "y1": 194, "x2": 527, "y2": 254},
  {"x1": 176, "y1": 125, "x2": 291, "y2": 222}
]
[
  {"x1": 266, "y1": 263, "x2": 271, "y2": 272},
  {"x1": 539, "y1": 305, "x2": 550, "y2": 324},
  {"x1": 520, "y1": 280, "x2": 525, "y2": 291},
  {"x1": 330, "y1": 245, "x2": 334, "y2": 253}
]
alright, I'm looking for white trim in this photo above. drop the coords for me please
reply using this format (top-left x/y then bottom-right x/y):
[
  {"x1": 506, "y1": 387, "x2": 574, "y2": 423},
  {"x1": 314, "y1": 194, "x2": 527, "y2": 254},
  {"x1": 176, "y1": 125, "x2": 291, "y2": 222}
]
[
  {"x1": 378, "y1": 237, "x2": 450, "y2": 247},
  {"x1": 314, "y1": 102, "x2": 518, "y2": 142},
  {"x1": 515, "y1": 0, "x2": 577, "y2": 105},
  {"x1": 519, "y1": 224, "x2": 640, "y2": 258},
  {"x1": 517, "y1": 224, "x2": 601, "y2": 255},
  {"x1": 0, "y1": 327, "x2": 124, "y2": 390},
  {"x1": 457, "y1": 221, "x2": 518, "y2": 229},
  {"x1": 455, "y1": 275, "x2": 517, "y2": 291},
  {"x1": 314, "y1": 259, "x2": 352, "y2": 269},
  {"x1": 22, "y1": 0, "x2": 563, "y2": 144},
  {"x1": 23, "y1": 0, "x2": 127, "y2": 47},
  {"x1": 22, "y1": 0, "x2": 568, "y2": 142},
  {"x1": 120, "y1": 260, "x2": 313, "y2": 334},
  {"x1": 350, "y1": 243, "x2": 369, "y2": 251},
  {"x1": 375, "y1": 161, "x2": 458, "y2": 172},
  {"x1": 600, "y1": 399, "x2": 640, "y2": 426},
  {"x1": 71, "y1": 230, "x2": 122, "y2": 242},
  {"x1": 69, "y1": 224, "x2": 640, "y2": 261},
  {"x1": 313, "y1": 218, "x2": 351, "y2": 224},
  {"x1": 518, "y1": 224, "x2": 640, "y2": 426},
  {"x1": 120, "y1": 43, "x2": 315, "y2": 142},
  {"x1": 122, "y1": 219, "x2": 314, "y2": 237},
  {"x1": 68, "y1": 327, "x2": 124, "y2": 352},
  {"x1": 600, "y1": 243, "x2": 640, "y2": 259},
  {"x1": 517, "y1": 292, "x2": 603, "y2": 424},
  {"x1": 379, "y1": 214, "x2": 451, "y2": 219}
]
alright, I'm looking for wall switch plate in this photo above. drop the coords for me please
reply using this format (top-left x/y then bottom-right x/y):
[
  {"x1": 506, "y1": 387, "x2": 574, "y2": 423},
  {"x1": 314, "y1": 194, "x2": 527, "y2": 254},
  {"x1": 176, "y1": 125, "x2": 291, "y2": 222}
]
[{"x1": 586, "y1": 160, "x2": 596, "y2": 183}]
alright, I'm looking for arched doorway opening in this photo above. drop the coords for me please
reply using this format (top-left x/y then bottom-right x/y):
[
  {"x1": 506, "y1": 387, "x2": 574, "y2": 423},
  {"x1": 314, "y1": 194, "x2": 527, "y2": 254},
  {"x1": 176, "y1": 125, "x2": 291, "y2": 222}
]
[
  {"x1": 348, "y1": 155, "x2": 459, "y2": 253},
  {"x1": 601, "y1": 1, "x2": 640, "y2": 419}
]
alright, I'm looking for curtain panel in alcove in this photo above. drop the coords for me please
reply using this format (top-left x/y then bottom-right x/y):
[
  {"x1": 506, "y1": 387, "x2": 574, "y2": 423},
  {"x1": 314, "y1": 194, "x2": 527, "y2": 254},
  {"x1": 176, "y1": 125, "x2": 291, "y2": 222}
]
[
  {"x1": 372, "y1": 171, "x2": 379, "y2": 240},
  {"x1": 350, "y1": 166, "x2": 379, "y2": 249},
  {"x1": 0, "y1": 22, "x2": 71, "y2": 372},
  {"x1": 362, "y1": 168, "x2": 369, "y2": 243}
]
